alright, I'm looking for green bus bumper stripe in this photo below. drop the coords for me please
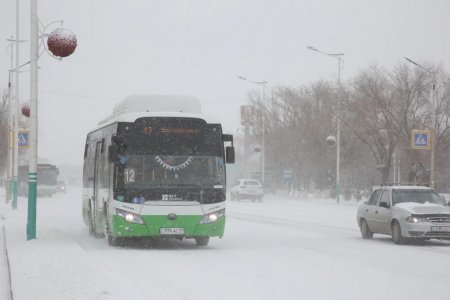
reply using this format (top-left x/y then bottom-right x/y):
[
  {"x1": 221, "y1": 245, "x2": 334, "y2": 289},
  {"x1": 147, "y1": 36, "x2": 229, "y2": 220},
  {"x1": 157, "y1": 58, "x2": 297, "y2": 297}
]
[{"x1": 111, "y1": 215, "x2": 226, "y2": 238}]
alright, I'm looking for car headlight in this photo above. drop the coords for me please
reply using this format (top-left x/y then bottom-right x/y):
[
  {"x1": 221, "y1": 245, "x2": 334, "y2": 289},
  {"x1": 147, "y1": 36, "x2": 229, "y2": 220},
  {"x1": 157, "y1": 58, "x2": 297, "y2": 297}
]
[
  {"x1": 116, "y1": 208, "x2": 145, "y2": 224},
  {"x1": 406, "y1": 216, "x2": 428, "y2": 223},
  {"x1": 200, "y1": 209, "x2": 225, "y2": 224}
]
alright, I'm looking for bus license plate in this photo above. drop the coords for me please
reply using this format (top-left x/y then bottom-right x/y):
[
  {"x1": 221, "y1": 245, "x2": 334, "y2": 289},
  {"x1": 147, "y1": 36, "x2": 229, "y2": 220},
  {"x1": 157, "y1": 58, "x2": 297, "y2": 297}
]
[
  {"x1": 431, "y1": 226, "x2": 450, "y2": 232},
  {"x1": 160, "y1": 228, "x2": 184, "y2": 235}
]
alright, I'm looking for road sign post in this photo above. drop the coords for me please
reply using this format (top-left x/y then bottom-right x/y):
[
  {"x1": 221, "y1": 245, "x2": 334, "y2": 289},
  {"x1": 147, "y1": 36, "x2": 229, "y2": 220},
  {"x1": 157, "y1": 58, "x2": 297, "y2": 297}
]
[{"x1": 411, "y1": 129, "x2": 433, "y2": 187}]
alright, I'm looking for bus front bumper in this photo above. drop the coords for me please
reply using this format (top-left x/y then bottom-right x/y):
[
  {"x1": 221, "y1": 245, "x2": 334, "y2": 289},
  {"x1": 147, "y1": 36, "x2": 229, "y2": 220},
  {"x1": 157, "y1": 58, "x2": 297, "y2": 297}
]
[{"x1": 111, "y1": 214, "x2": 225, "y2": 238}]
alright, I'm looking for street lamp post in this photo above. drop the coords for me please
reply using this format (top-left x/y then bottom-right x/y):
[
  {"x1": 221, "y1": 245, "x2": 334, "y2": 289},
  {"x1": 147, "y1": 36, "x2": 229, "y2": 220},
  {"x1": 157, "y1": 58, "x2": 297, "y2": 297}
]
[
  {"x1": 6, "y1": 39, "x2": 14, "y2": 204},
  {"x1": 7, "y1": 2, "x2": 77, "y2": 240},
  {"x1": 6, "y1": 0, "x2": 28, "y2": 208},
  {"x1": 28, "y1": 0, "x2": 39, "y2": 240},
  {"x1": 238, "y1": 76, "x2": 268, "y2": 188},
  {"x1": 307, "y1": 46, "x2": 344, "y2": 203},
  {"x1": 13, "y1": 0, "x2": 20, "y2": 210},
  {"x1": 404, "y1": 57, "x2": 437, "y2": 189}
]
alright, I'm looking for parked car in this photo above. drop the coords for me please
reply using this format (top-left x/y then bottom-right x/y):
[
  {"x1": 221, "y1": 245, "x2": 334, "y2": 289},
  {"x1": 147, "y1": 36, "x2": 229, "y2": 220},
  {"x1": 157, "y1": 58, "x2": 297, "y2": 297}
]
[
  {"x1": 357, "y1": 183, "x2": 450, "y2": 244},
  {"x1": 230, "y1": 179, "x2": 263, "y2": 201}
]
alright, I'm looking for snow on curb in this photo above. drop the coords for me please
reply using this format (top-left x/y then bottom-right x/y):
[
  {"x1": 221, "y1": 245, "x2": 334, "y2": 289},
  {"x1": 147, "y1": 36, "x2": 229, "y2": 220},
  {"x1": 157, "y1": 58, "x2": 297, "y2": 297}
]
[
  {"x1": 0, "y1": 225, "x2": 13, "y2": 300},
  {"x1": 4, "y1": 220, "x2": 143, "y2": 300}
]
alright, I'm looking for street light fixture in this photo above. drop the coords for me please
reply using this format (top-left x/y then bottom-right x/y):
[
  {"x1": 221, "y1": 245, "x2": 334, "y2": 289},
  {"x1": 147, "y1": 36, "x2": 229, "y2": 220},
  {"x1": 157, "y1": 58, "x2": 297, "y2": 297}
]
[
  {"x1": 27, "y1": 3, "x2": 77, "y2": 240},
  {"x1": 307, "y1": 46, "x2": 344, "y2": 83},
  {"x1": 307, "y1": 45, "x2": 344, "y2": 204},
  {"x1": 404, "y1": 57, "x2": 437, "y2": 188},
  {"x1": 238, "y1": 76, "x2": 268, "y2": 189}
]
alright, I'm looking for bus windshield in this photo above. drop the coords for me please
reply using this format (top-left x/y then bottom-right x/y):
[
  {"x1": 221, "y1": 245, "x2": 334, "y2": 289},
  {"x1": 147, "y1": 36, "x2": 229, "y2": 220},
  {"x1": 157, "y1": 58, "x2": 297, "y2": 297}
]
[{"x1": 115, "y1": 155, "x2": 225, "y2": 189}]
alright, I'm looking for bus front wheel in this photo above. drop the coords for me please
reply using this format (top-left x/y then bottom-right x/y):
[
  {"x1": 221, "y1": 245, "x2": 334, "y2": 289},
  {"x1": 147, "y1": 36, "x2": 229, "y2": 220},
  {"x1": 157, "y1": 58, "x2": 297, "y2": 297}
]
[
  {"x1": 195, "y1": 236, "x2": 210, "y2": 246},
  {"x1": 106, "y1": 220, "x2": 121, "y2": 246},
  {"x1": 88, "y1": 204, "x2": 96, "y2": 236},
  {"x1": 105, "y1": 205, "x2": 121, "y2": 246}
]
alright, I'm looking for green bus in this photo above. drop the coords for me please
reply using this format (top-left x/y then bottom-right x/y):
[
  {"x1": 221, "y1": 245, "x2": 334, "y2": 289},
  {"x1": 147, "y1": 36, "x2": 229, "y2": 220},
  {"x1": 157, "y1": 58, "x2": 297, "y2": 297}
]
[{"x1": 82, "y1": 95, "x2": 235, "y2": 246}]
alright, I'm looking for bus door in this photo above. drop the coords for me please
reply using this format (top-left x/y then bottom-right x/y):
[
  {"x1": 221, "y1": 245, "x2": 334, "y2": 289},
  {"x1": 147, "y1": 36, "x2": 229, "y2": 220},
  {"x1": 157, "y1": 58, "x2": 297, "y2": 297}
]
[{"x1": 93, "y1": 141, "x2": 102, "y2": 225}]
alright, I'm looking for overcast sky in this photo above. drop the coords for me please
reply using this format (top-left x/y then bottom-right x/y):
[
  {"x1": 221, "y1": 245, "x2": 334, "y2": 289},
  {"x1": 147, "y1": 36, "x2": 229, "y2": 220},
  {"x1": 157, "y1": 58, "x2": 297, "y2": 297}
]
[{"x1": 1, "y1": 0, "x2": 450, "y2": 167}]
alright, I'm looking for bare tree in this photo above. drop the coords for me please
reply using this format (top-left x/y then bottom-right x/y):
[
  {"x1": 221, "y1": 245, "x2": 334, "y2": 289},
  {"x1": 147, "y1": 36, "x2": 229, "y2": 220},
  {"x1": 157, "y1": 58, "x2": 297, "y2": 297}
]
[
  {"x1": 241, "y1": 60, "x2": 450, "y2": 195},
  {"x1": 341, "y1": 65, "x2": 398, "y2": 182}
]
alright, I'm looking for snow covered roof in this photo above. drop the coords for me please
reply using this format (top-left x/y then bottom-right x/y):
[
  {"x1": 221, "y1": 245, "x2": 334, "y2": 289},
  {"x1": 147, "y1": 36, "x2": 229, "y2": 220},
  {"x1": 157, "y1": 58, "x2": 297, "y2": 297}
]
[
  {"x1": 392, "y1": 186, "x2": 432, "y2": 190},
  {"x1": 89, "y1": 94, "x2": 220, "y2": 133},
  {"x1": 111, "y1": 94, "x2": 202, "y2": 116}
]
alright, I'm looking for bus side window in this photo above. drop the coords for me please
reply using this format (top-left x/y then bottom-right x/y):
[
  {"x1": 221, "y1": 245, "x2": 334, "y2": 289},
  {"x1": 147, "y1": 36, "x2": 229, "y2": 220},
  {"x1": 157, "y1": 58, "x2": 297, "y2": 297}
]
[{"x1": 101, "y1": 139, "x2": 105, "y2": 153}]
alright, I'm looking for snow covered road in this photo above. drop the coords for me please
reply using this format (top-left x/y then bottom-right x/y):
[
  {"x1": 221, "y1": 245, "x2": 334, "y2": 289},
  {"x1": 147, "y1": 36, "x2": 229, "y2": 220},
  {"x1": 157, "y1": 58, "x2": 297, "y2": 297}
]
[{"x1": 2, "y1": 189, "x2": 450, "y2": 299}]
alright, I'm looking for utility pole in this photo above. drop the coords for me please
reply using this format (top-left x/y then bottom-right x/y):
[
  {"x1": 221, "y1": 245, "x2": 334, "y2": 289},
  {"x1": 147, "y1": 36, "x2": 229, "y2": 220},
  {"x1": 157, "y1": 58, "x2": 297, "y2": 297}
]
[
  {"x1": 28, "y1": 0, "x2": 38, "y2": 240},
  {"x1": 12, "y1": 0, "x2": 20, "y2": 209},
  {"x1": 238, "y1": 76, "x2": 268, "y2": 189},
  {"x1": 7, "y1": 38, "x2": 14, "y2": 203},
  {"x1": 404, "y1": 57, "x2": 437, "y2": 189},
  {"x1": 307, "y1": 46, "x2": 344, "y2": 203}
]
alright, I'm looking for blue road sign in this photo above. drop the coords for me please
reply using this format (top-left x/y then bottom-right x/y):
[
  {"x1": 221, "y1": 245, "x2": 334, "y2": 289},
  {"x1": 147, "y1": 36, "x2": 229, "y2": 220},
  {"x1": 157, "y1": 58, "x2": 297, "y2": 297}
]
[
  {"x1": 411, "y1": 129, "x2": 431, "y2": 149},
  {"x1": 18, "y1": 131, "x2": 30, "y2": 148}
]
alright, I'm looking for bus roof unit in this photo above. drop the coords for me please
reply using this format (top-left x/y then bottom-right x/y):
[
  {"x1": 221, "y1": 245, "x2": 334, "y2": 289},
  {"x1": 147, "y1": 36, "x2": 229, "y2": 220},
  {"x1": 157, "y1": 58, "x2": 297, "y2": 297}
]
[
  {"x1": 114, "y1": 94, "x2": 201, "y2": 115},
  {"x1": 97, "y1": 94, "x2": 216, "y2": 127}
]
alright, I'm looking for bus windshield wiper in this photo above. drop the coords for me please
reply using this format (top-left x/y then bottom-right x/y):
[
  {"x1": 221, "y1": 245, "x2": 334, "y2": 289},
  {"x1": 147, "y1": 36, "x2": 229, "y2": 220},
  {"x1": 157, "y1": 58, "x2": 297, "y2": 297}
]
[{"x1": 168, "y1": 183, "x2": 202, "y2": 188}]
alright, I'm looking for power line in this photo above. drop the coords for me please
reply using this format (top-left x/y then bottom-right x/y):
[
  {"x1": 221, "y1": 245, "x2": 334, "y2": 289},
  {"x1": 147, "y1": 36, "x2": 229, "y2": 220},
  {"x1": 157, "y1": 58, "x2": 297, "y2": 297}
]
[
  {"x1": 38, "y1": 90, "x2": 247, "y2": 104},
  {"x1": 39, "y1": 90, "x2": 120, "y2": 101}
]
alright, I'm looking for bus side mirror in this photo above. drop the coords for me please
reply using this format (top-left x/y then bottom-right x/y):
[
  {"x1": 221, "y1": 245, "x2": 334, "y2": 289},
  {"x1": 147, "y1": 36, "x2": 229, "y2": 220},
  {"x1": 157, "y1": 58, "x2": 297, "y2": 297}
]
[
  {"x1": 226, "y1": 146, "x2": 235, "y2": 164},
  {"x1": 108, "y1": 144, "x2": 119, "y2": 162}
]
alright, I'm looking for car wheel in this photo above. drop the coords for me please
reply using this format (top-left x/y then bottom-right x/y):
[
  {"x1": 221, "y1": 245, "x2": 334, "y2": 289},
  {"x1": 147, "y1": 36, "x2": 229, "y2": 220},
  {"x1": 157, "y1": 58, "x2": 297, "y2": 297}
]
[
  {"x1": 392, "y1": 221, "x2": 406, "y2": 245},
  {"x1": 195, "y1": 236, "x2": 210, "y2": 246},
  {"x1": 360, "y1": 219, "x2": 373, "y2": 239}
]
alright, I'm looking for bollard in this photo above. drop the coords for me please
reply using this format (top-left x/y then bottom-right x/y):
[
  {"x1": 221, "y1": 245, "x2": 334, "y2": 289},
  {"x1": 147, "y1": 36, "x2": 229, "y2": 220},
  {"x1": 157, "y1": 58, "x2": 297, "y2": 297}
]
[{"x1": 5, "y1": 179, "x2": 11, "y2": 204}]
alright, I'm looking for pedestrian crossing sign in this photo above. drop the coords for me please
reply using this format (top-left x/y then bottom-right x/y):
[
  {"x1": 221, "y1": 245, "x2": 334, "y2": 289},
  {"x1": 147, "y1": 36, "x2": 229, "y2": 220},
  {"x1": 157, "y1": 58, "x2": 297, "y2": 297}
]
[
  {"x1": 18, "y1": 130, "x2": 30, "y2": 148},
  {"x1": 411, "y1": 129, "x2": 431, "y2": 150}
]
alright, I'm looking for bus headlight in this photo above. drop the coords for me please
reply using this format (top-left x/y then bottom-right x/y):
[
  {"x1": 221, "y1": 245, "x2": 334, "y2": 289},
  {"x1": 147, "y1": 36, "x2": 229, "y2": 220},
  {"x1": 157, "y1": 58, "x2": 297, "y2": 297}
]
[
  {"x1": 200, "y1": 209, "x2": 225, "y2": 224},
  {"x1": 116, "y1": 208, "x2": 145, "y2": 225}
]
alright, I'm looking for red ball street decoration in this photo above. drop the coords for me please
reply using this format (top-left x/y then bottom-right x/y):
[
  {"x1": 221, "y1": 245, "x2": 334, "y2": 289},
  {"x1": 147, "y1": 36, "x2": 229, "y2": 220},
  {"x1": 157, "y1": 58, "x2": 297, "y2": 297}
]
[
  {"x1": 47, "y1": 28, "x2": 77, "y2": 58},
  {"x1": 21, "y1": 104, "x2": 30, "y2": 117}
]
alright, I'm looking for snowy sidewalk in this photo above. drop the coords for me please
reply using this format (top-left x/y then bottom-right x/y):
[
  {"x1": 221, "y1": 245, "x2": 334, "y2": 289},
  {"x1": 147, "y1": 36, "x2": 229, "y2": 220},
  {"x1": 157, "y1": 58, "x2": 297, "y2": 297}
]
[
  {"x1": 0, "y1": 193, "x2": 145, "y2": 300},
  {"x1": 0, "y1": 220, "x2": 12, "y2": 300}
]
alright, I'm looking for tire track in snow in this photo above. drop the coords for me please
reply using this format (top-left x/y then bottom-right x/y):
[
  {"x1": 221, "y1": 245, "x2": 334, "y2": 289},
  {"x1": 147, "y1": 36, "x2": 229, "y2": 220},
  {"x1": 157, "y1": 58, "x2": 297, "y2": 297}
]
[
  {"x1": 229, "y1": 211, "x2": 450, "y2": 282},
  {"x1": 228, "y1": 211, "x2": 356, "y2": 235}
]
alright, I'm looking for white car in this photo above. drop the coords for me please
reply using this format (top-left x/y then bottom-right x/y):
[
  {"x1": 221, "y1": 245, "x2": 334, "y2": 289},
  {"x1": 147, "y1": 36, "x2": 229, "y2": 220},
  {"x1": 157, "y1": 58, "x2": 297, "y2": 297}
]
[
  {"x1": 230, "y1": 179, "x2": 263, "y2": 201},
  {"x1": 357, "y1": 184, "x2": 450, "y2": 244}
]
